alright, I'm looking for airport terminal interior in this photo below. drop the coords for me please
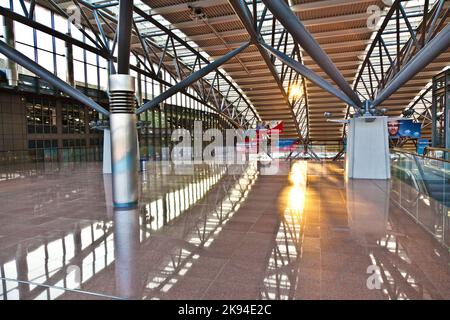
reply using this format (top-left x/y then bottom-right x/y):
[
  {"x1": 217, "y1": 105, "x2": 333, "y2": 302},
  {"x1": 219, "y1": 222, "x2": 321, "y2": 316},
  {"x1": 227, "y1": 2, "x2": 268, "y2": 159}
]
[{"x1": 0, "y1": 0, "x2": 449, "y2": 300}]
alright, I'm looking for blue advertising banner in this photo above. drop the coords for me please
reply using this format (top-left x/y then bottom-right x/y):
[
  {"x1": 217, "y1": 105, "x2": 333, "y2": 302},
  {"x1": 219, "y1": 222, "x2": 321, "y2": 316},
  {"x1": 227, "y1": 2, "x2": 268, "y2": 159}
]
[
  {"x1": 388, "y1": 119, "x2": 421, "y2": 139},
  {"x1": 417, "y1": 139, "x2": 431, "y2": 155}
]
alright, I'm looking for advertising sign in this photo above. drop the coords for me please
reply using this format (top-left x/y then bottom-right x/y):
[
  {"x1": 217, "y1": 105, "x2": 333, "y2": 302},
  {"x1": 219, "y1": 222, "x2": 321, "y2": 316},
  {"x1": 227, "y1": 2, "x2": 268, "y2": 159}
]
[
  {"x1": 417, "y1": 139, "x2": 431, "y2": 156},
  {"x1": 278, "y1": 139, "x2": 300, "y2": 152},
  {"x1": 388, "y1": 119, "x2": 421, "y2": 139},
  {"x1": 267, "y1": 120, "x2": 284, "y2": 134}
]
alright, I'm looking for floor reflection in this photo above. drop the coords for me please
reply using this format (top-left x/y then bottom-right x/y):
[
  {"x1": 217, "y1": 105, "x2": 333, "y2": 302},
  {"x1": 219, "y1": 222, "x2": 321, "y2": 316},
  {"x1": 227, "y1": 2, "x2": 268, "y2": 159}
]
[
  {"x1": 114, "y1": 208, "x2": 140, "y2": 299},
  {"x1": 0, "y1": 161, "x2": 449, "y2": 300},
  {"x1": 260, "y1": 162, "x2": 307, "y2": 300},
  {"x1": 0, "y1": 162, "x2": 263, "y2": 299},
  {"x1": 345, "y1": 173, "x2": 450, "y2": 299},
  {"x1": 141, "y1": 164, "x2": 259, "y2": 300},
  {"x1": 346, "y1": 179, "x2": 390, "y2": 244}
]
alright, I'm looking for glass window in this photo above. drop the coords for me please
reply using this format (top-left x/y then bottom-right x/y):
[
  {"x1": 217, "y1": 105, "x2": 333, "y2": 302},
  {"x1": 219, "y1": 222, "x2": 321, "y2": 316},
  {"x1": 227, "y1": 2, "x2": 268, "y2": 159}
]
[
  {"x1": 62, "y1": 103, "x2": 86, "y2": 134},
  {"x1": 26, "y1": 97, "x2": 57, "y2": 134},
  {"x1": 73, "y1": 46, "x2": 85, "y2": 85}
]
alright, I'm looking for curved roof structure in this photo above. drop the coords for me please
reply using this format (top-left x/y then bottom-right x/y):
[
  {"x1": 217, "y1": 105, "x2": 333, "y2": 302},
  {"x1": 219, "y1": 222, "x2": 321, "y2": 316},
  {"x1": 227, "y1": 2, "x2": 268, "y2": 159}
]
[{"x1": 141, "y1": 0, "x2": 449, "y2": 142}]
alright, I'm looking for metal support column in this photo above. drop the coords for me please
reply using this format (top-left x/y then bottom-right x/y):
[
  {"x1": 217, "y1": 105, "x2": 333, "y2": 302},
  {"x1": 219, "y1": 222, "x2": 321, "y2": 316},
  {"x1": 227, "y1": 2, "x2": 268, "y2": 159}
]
[
  {"x1": 109, "y1": 0, "x2": 138, "y2": 208},
  {"x1": 432, "y1": 70, "x2": 450, "y2": 148},
  {"x1": 117, "y1": 0, "x2": 133, "y2": 75},
  {"x1": 2, "y1": 15, "x2": 17, "y2": 86}
]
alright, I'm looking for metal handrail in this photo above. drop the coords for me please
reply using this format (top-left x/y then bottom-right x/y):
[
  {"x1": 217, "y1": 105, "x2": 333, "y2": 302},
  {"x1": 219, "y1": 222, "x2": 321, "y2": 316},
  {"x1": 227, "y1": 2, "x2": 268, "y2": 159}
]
[
  {"x1": 392, "y1": 148, "x2": 433, "y2": 199},
  {"x1": 425, "y1": 146, "x2": 450, "y2": 153},
  {"x1": 0, "y1": 146, "x2": 103, "y2": 165},
  {"x1": 391, "y1": 148, "x2": 450, "y2": 164}
]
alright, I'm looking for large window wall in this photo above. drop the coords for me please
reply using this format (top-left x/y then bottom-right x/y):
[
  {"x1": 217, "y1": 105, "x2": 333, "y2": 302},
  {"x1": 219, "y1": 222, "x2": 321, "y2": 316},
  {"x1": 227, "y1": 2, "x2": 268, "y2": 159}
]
[
  {"x1": 26, "y1": 97, "x2": 57, "y2": 134},
  {"x1": 23, "y1": 95, "x2": 103, "y2": 163},
  {"x1": 2, "y1": 0, "x2": 234, "y2": 114},
  {"x1": 0, "y1": 0, "x2": 239, "y2": 163},
  {"x1": 61, "y1": 103, "x2": 86, "y2": 134},
  {"x1": 138, "y1": 101, "x2": 234, "y2": 161}
]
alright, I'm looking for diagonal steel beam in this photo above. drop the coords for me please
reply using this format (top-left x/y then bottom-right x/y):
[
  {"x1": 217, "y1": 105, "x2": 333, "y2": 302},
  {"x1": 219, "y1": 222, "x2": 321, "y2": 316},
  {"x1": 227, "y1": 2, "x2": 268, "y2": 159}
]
[
  {"x1": 133, "y1": 5, "x2": 259, "y2": 125},
  {"x1": 136, "y1": 42, "x2": 250, "y2": 114},
  {"x1": 0, "y1": 6, "x2": 107, "y2": 57},
  {"x1": 46, "y1": 0, "x2": 103, "y2": 51},
  {"x1": 0, "y1": 40, "x2": 110, "y2": 117},
  {"x1": 373, "y1": 24, "x2": 450, "y2": 107},
  {"x1": 2, "y1": 2, "x2": 252, "y2": 129},
  {"x1": 92, "y1": 8, "x2": 112, "y2": 53},
  {"x1": 28, "y1": 0, "x2": 35, "y2": 19},
  {"x1": 72, "y1": 0, "x2": 109, "y2": 52},
  {"x1": 90, "y1": 3, "x2": 254, "y2": 127},
  {"x1": 261, "y1": 0, "x2": 362, "y2": 108},
  {"x1": 228, "y1": 0, "x2": 303, "y2": 139},
  {"x1": 261, "y1": 42, "x2": 358, "y2": 109},
  {"x1": 18, "y1": 0, "x2": 28, "y2": 17}
]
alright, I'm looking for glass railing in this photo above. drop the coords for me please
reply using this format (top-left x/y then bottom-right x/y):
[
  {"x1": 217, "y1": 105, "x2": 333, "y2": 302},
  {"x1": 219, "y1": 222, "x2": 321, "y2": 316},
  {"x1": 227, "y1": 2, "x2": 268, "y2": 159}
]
[
  {"x1": 0, "y1": 147, "x2": 103, "y2": 166},
  {"x1": 0, "y1": 147, "x2": 104, "y2": 182},
  {"x1": 310, "y1": 144, "x2": 343, "y2": 159},
  {"x1": 424, "y1": 147, "x2": 450, "y2": 162},
  {"x1": 391, "y1": 148, "x2": 450, "y2": 248},
  {"x1": 282, "y1": 144, "x2": 344, "y2": 160}
]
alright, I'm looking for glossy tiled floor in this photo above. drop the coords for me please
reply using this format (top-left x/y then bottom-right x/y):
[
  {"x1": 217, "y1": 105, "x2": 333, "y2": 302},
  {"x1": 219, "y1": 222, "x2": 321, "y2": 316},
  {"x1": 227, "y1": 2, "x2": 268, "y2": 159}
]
[{"x1": 0, "y1": 161, "x2": 449, "y2": 300}]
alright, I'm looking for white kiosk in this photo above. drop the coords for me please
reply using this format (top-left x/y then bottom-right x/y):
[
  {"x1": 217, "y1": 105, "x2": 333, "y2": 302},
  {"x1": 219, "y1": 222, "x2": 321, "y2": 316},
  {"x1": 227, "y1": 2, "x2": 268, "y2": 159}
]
[{"x1": 345, "y1": 116, "x2": 391, "y2": 180}]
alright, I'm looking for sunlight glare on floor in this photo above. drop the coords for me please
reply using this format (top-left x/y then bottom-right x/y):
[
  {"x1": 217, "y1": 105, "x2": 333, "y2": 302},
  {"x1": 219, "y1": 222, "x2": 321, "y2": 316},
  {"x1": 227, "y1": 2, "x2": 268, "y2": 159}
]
[{"x1": 287, "y1": 161, "x2": 308, "y2": 216}]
